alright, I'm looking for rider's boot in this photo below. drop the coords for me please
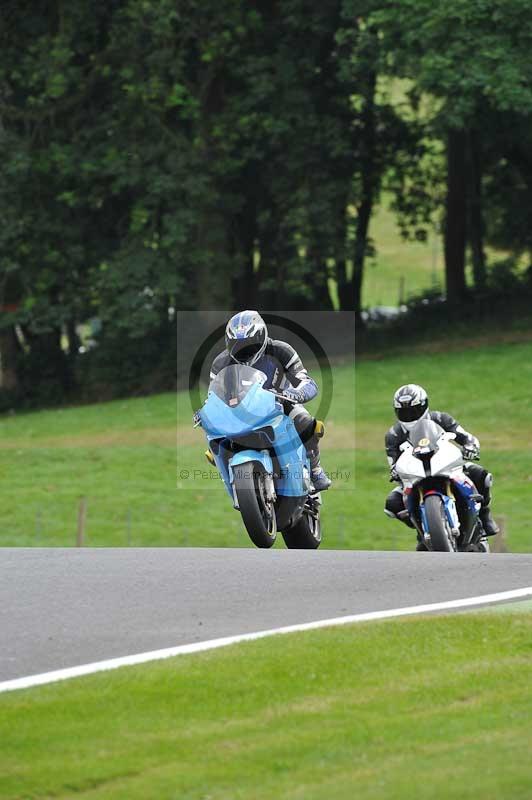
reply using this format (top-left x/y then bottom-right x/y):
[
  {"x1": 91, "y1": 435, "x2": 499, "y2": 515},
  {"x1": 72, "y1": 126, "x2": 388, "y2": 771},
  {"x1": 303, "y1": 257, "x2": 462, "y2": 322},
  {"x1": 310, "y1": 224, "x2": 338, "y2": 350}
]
[
  {"x1": 479, "y1": 476, "x2": 499, "y2": 536},
  {"x1": 397, "y1": 509, "x2": 415, "y2": 529},
  {"x1": 467, "y1": 466, "x2": 499, "y2": 536},
  {"x1": 384, "y1": 489, "x2": 414, "y2": 528},
  {"x1": 307, "y1": 421, "x2": 331, "y2": 492},
  {"x1": 479, "y1": 505, "x2": 499, "y2": 537},
  {"x1": 311, "y1": 464, "x2": 331, "y2": 492}
]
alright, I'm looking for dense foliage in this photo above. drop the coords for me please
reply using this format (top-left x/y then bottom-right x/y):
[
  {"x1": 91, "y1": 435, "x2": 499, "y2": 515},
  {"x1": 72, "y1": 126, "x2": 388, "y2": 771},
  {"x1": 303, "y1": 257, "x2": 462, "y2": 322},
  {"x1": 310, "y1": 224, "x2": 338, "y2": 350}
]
[{"x1": 1, "y1": 1, "x2": 531, "y2": 404}]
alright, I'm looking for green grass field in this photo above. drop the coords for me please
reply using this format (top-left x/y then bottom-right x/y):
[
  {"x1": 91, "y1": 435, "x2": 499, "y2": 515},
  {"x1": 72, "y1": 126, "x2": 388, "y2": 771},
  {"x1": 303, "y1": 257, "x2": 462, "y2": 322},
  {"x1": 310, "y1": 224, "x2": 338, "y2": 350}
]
[
  {"x1": 327, "y1": 199, "x2": 444, "y2": 310},
  {"x1": 364, "y1": 200, "x2": 443, "y2": 308},
  {"x1": 1, "y1": 336, "x2": 531, "y2": 551},
  {"x1": 2, "y1": 611, "x2": 531, "y2": 799},
  {"x1": 359, "y1": 194, "x2": 520, "y2": 309},
  {"x1": 0, "y1": 191, "x2": 528, "y2": 548}
]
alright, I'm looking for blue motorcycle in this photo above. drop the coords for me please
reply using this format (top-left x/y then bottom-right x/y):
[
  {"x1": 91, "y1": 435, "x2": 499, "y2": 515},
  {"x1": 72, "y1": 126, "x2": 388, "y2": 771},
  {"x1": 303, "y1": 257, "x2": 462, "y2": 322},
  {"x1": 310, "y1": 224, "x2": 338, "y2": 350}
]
[{"x1": 195, "y1": 364, "x2": 322, "y2": 549}]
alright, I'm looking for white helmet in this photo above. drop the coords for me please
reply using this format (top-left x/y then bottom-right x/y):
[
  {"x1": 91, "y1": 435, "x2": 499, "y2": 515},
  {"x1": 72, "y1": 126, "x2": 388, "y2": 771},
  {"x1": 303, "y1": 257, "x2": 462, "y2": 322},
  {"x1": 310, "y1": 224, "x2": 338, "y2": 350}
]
[{"x1": 393, "y1": 384, "x2": 429, "y2": 431}]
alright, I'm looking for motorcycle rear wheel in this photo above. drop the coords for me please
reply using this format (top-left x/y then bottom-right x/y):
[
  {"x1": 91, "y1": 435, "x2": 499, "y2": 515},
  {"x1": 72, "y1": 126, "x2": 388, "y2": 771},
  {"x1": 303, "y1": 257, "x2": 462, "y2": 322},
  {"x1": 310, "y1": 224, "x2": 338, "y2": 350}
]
[
  {"x1": 234, "y1": 465, "x2": 277, "y2": 549},
  {"x1": 424, "y1": 494, "x2": 454, "y2": 552},
  {"x1": 281, "y1": 505, "x2": 321, "y2": 550}
]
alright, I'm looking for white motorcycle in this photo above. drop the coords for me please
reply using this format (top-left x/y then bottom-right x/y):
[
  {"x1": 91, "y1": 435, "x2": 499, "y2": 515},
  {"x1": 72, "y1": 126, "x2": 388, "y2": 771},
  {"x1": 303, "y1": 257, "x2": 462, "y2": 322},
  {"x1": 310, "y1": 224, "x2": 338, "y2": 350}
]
[{"x1": 394, "y1": 419, "x2": 489, "y2": 552}]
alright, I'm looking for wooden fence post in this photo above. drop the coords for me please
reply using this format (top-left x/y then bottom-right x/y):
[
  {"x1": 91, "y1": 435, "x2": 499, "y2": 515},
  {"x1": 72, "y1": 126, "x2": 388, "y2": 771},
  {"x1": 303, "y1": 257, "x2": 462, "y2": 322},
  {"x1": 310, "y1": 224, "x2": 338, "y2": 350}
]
[{"x1": 77, "y1": 498, "x2": 87, "y2": 547}]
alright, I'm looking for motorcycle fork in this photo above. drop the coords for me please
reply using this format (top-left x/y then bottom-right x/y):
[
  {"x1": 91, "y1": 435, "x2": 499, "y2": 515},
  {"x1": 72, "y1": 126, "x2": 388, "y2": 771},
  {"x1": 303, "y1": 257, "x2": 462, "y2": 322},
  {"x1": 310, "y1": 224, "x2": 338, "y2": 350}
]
[
  {"x1": 414, "y1": 487, "x2": 428, "y2": 541},
  {"x1": 418, "y1": 481, "x2": 456, "y2": 544}
]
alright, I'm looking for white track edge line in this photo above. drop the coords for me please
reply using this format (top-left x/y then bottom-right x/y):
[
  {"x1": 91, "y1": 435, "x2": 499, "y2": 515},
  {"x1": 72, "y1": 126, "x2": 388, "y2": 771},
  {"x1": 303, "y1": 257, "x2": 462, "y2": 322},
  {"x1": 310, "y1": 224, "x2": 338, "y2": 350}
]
[{"x1": 1, "y1": 586, "x2": 531, "y2": 695}]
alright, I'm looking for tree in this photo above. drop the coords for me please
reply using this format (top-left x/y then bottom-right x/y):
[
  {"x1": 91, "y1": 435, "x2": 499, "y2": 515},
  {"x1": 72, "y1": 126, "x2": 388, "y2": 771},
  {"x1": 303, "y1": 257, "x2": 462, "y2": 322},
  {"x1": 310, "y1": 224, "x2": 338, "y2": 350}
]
[
  {"x1": 0, "y1": 3, "x2": 124, "y2": 399},
  {"x1": 371, "y1": 0, "x2": 532, "y2": 300}
]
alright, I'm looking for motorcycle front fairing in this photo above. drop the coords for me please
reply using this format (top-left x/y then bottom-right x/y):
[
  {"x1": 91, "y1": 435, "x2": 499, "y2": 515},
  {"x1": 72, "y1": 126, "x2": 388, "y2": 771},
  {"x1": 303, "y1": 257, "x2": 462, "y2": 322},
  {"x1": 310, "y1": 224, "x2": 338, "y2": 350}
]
[
  {"x1": 398, "y1": 421, "x2": 462, "y2": 537},
  {"x1": 451, "y1": 472, "x2": 482, "y2": 513},
  {"x1": 429, "y1": 439, "x2": 464, "y2": 476},
  {"x1": 397, "y1": 420, "x2": 484, "y2": 546},
  {"x1": 203, "y1": 385, "x2": 277, "y2": 444},
  {"x1": 267, "y1": 412, "x2": 310, "y2": 498},
  {"x1": 395, "y1": 447, "x2": 426, "y2": 486},
  {"x1": 427, "y1": 439, "x2": 481, "y2": 537},
  {"x1": 199, "y1": 364, "x2": 309, "y2": 502},
  {"x1": 200, "y1": 368, "x2": 277, "y2": 500}
]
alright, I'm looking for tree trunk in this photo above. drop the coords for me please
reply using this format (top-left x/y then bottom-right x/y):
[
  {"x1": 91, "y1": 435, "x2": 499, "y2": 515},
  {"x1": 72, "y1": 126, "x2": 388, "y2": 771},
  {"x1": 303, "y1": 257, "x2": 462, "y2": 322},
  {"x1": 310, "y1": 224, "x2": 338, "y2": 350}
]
[
  {"x1": 256, "y1": 202, "x2": 289, "y2": 309},
  {"x1": 232, "y1": 247, "x2": 257, "y2": 309},
  {"x1": 313, "y1": 261, "x2": 334, "y2": 310},
  {"x1": 336, "y1": 259, "x2": 351, "y2": 310},
  {"x1": 0, "y1": 326, "x2": 20, "y2": 391},
  {"x1": 306, "y1": 247, "x2": 333, "y2": 310},
  {"x1": 67, "y1": 319, "x2": 81, "y2": 360},
  {"x1": 194, "y1": 63, "x2": 232, "y2": 310},
  {"x1": 231, "y1": 194, "x2": 258, "y2": 309},
  {"x1": 352, "y1": 196, "x2": 372, "y2": 326},
  {"x1": 350, "y1": 67, "x2": 377, "y2": 326},
  {"x1": 444, "y1": 129, "x2": 468, "y2": 301},
  {"x1": 467, "y1": 129, "x2": 486, "y2": 290},
  {"x1": 334, "y1": 201, "x2": 351, "y2": 310}
]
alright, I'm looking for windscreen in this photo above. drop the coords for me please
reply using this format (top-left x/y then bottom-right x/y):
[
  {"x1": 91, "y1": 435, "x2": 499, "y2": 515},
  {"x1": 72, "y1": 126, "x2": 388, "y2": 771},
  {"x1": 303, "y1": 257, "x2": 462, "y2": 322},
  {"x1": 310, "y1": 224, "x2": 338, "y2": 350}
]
[
  {"x1": 209, "y1": 364, "x2": 267, "y2": 407},
  {"x1": 408, "y1": 418, "x2": 444, "y2": 451}
]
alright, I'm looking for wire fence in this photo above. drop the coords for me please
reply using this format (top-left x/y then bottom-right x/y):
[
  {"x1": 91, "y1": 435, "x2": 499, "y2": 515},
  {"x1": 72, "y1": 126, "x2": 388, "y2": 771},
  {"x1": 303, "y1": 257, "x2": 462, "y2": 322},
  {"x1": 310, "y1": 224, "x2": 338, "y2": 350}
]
[{"x1": 1, "y1": 500, "x2": 510, "y2": 552}]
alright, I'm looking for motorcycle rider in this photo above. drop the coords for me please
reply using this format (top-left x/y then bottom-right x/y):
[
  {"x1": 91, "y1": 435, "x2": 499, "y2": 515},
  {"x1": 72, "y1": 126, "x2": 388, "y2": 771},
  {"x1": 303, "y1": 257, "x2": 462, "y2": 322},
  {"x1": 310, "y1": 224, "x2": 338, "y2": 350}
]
[
  {"x1": 208, "y1": 310, "x2": 331, "y2": 492},
  {"x1": 384, "y1": 384, "x2": 499, "y2": 538}
]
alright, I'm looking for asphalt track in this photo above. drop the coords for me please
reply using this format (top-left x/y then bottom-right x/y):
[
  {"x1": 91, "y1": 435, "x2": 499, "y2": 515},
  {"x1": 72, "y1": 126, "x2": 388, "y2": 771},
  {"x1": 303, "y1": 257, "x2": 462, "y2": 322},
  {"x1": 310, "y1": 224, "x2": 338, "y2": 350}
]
[{"x1": 1, "y1": 548, "x2": 531, "y2": 684}]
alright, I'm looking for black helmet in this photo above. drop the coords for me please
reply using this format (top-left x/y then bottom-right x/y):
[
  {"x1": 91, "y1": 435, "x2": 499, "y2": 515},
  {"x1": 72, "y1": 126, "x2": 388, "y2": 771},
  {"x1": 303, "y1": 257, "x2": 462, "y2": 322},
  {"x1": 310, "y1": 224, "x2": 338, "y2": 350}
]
[
  {"x1": 225, "y1": 310, "x2": 268, "y2": 366},
  {"x1": 393, "y1": 384, "x2": 429, "y2": 429}
]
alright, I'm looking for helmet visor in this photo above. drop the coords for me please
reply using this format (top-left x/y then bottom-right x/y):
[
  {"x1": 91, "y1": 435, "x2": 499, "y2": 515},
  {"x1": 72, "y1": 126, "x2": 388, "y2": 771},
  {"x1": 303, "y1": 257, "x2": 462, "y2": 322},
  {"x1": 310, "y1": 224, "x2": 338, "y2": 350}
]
[
  {"x1": 396, "y1": 401, "x2": 428, "y2": 423},
  {"x1": 233, "y1": 343, "x2": 262, "y2": 363}
]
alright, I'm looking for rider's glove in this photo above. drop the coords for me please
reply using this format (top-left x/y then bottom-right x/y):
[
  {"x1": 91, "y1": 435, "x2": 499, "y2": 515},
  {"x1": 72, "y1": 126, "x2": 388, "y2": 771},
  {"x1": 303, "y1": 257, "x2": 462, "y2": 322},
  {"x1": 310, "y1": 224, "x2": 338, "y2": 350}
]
[
  {"x1": 389, "y1": 465, "x2": 400, "y2": 483},
  {"x1": 192, "y1": 410, "x2": 202, "y2": 428},
  {"x1": 463, "y1": 439, "x2": 480, "y2": 461},
  {"x1": 282, "y1": 388, "x2": 305, "y2": 404},
  {"x1": 463, "y1": 445, "x2": 480, "y2": 461}
]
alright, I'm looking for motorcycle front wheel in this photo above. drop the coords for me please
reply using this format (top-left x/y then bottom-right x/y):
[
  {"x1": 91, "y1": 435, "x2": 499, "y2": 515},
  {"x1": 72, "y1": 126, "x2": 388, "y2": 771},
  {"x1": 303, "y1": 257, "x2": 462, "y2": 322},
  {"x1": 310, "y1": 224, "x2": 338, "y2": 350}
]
[
  {"x1": 424, "y1": 494, "x2": 455, "y2": 552},
  {"x1": 234, "y1": 465, "x2": 277, "y2": 548}
]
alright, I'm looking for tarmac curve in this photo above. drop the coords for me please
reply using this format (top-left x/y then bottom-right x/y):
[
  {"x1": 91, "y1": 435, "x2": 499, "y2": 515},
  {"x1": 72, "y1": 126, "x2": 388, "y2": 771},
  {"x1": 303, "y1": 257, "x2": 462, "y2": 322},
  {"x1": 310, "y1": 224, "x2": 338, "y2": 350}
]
[{"x1": 1, "y1": 547, "x2": 531, "y2": 684}]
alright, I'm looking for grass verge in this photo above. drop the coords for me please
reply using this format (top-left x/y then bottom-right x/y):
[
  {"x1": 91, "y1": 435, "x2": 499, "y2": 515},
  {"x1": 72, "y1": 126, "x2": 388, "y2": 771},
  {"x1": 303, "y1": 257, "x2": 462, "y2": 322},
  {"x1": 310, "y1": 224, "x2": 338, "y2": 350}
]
[
  {"x1": 1, "y1": 339, "x2": 531, "y2": 550},
  {"x1": 1, "y1": 612, "x2": 531, "y2": 799}
]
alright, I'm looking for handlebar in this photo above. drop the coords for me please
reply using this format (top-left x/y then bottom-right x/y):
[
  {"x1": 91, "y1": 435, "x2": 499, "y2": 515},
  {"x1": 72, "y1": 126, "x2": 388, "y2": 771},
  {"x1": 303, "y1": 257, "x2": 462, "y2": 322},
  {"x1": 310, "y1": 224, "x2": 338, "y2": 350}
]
[
  {"x1": 193, "y1": 411, "x2": 202, "y2": 428},
  {"x1": 268, "y1": 390, "x2": 297, "y2": 405}
]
